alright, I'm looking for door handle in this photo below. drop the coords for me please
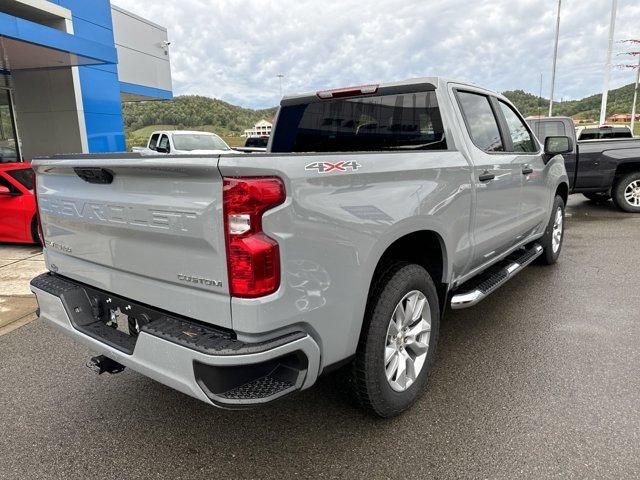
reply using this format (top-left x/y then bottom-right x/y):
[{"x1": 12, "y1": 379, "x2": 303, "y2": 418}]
[
  {"x1": 479, "y1": 171, "x2": 496, "y2": 182},
  {"x1": 522, "y1": 165, "x2": 534, "y2": 175}
]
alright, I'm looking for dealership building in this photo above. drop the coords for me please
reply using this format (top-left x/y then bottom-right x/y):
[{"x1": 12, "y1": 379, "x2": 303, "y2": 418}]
[{"x1": 0, "y1": 0, "x2": 172, "y2": 161}]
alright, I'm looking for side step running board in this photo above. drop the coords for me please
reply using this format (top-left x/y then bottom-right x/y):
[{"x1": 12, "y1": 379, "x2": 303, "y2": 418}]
[{"x1": 450, "y1": 244, "x2": 543, "y2": 310}]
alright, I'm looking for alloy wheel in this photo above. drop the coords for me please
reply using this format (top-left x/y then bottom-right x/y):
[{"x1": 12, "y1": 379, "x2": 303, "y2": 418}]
[
  {"x1": 552, "y1": 206, "x2": 563, "y2": 253},
  {"x1": 384, "y1": 290, "x2": 431, "y2": 392},
  {"x1": 624, "y1": 180, "x2": 640, "y2": 207}
]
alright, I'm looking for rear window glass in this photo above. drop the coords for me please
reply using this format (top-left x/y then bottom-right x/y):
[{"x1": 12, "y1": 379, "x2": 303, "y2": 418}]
[
  {"x1": 529, "y1": 120, "x2": 566, "y2": 144},
  {"x1": 271, "y1": 91, "x2": 447, "y2": 152},
  {"x1": 578, "y1": 128, "x2": 632, "y2": 140},
  {"x1": 6, "y1": 167, "x2": 33, "y2": 190},
  {"x1": 245, "y1": 136, "x2": 269, "y2": 148}
]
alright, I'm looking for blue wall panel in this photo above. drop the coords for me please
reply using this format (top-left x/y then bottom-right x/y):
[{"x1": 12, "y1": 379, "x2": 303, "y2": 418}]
[
  {"x1": 60, "y1": 0, "x2": 126, "y2": 153},
  {"x1": 84, "y1": 112, "x2": 126, "y2": 152},
  {"x1": 56, "y1": 0, "x2": 113, "y2": 29}
]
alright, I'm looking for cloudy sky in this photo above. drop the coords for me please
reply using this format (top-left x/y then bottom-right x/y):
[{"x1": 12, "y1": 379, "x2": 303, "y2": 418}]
[{"x1": 113, "y1": 0, "x2": 640, "y2": 109}]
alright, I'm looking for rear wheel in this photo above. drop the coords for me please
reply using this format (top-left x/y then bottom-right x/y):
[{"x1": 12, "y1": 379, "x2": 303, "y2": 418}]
[
  {"x1": 612, "y1": 172, "x2": 640, "y2": 213},
  {"x1": 30, "y1": 216, "x2": 41, "y2": 246},
  {"x1": 538, "y1": 195, "x2": 565, "y2": 265},
  {"x1": 583, "y1": 192, "x2": 610, "y2": 203},
  {"x1": 349, "y1": 262, "x2": 440, "y2": 418}
]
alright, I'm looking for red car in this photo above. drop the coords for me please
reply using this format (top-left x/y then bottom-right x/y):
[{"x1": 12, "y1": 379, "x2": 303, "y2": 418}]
[{"x1": 0, "y1": 162, "x2": 39, "y2": 244}]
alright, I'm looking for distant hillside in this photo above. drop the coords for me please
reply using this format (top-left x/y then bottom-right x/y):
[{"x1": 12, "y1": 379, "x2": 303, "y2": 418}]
[
  {"x1": 122, "y1": 95, "x2": 277, "y2": 148},
  {"x1": 122, "y1": 83, "x2": 639, "y2": 149},
  {"x1": 503, "y1": 82, "x2": 638, "y2": 120}
]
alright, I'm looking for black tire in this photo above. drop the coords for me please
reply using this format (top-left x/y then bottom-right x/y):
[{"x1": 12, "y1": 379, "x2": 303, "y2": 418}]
[
  {"x1": 612, "y1": 172, "x2": 640, "y2": 213},
  {"x1": 538, "y1": 195, "x2": 565, "y2": 265},
  {"x1": 583, "y1": 192, "x2": 610, "y2": 202},
  {"x1": 30, "y1": 215, "x2": 42, "y2": 246},
  {"x1": 349, "y1": 262, "x2": 440, "y2": 418}
]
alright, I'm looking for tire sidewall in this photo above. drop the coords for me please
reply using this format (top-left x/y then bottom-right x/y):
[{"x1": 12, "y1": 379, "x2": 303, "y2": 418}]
[
  {"x1": 541, "y1": 195, "x2": 565, "y2": 264},
  {"x1": 614, "y1": 173, "x2": 640, "y2": 213},
  {"x1": 365, "y1": 264, "x2": 440, "y2": 415}
]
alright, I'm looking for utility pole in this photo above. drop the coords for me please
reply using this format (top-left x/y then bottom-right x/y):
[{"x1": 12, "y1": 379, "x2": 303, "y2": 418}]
[
  {"x1": 599, "y1": 0, "x2": 618, "y2": 125},
  {"x1": 631, "y1": 55, "x2": 640, "y2": 134},
  {"x1": 618, "y1": 40, "x2": 640, "y2": 134},
  {"x1": 549, "y1": 0, "x2": 561, "y2": 117},
  {"x1": 277, "y1": 74, "x2": 284, "y2": 98}
]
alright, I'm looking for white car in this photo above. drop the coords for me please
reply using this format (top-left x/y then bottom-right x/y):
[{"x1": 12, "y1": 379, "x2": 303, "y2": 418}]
[{"x1": 132, "y1": 130, "x2": 236, "y2": 155}]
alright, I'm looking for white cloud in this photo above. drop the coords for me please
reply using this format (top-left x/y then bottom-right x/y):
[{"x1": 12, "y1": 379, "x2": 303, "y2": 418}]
[{"x1": 113, "y1": 0, "x2": 640, "y2": 108}]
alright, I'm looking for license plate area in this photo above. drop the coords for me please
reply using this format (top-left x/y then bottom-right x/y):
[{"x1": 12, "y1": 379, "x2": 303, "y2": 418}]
[{"x1": 60, "y1": 284, "x2": 168, "y2": 355}]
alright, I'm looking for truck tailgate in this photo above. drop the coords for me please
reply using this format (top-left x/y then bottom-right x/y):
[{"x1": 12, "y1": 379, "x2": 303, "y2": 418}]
[{"x1": 32, "y1": 156, "x2": 231, "y2": 328}]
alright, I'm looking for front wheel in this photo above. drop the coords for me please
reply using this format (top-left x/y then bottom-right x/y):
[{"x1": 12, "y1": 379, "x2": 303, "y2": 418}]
[
  {"x1": 612, "y1": 172, "x2": 640, "y2": 213},
  {"x1": 538, "y1": 195, "x2": 565, "y2": 265},
  {"x1": 349, "y1": 262, "x2": 440, "y2": 418}
]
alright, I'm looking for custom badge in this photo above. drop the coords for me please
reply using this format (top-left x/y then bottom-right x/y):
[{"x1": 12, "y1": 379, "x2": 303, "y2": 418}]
[{"x1": 305, "y1": 161, "x2": 361, "y2": 173}]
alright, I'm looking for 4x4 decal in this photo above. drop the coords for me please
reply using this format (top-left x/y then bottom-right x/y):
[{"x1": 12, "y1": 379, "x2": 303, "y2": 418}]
[{"x1": 305, "y1": 161, "x2": 361, "y2": 173}]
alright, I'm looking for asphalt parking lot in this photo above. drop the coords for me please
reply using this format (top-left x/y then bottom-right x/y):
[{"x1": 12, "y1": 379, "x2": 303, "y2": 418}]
[{"x1": 0, "y1": 195, "x2": 638, "y2": 480}]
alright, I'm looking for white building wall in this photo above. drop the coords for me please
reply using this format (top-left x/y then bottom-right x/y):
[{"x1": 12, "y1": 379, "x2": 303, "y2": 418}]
[{"x1": 111, "y1": 5, "x2": 172, "y2": 93}]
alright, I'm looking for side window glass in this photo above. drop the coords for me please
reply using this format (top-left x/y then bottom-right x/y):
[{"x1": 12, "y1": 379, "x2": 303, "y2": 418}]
[
  {"x1": 149, "y1": 134, "x2": 160, "y2": 150},
  {"x1": 498, "y1": 101, "x2": 537, "y2": 152},
  {"x1": 0, "y1": 175, "x2": 17, "y2": 194},
  {"x1": 457, "y1": 91, "x2": 504, "y2": 152},
  {"x1": 158, "y1": 135, "x2": 170, "y2": 152}
]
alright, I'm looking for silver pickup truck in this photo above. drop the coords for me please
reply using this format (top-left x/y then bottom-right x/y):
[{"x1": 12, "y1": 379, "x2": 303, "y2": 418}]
[{"x1": 30, "y1": 78, "x2": 571, "y2": 417}]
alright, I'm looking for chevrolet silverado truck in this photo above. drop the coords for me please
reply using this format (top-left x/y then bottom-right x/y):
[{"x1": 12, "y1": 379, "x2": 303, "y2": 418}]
[
  {"x1": 30, "y1": 78, "x2": 571, "y2": 417},
  {"x1": 527, "y1": 116, "x2": 640, "y2": 212}
]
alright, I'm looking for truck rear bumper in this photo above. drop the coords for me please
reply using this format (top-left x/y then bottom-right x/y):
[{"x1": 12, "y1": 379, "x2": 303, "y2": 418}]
[{"x1": 30, "y1": 273, "x2": 321, "y2": 407}]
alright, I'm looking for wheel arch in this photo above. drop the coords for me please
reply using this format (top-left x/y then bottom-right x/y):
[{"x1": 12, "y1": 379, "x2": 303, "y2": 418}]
[
  {"x1": 614, "y1": 161, "x2": 640, "y2": 180},
  {"x1": 555, "y1": 181, "x2": 569, "y2": 205},
  {"x1": 366, "y1": 229, "x2": 449, "y2": 315}
]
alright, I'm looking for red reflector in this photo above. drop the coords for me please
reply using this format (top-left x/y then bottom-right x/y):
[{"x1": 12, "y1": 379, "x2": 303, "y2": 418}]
[
  {"x1": 223, "y1": 177, "x2": 285, "y2": 298},
  {"x1": 316, "y1": 84, "x2": 379, "y2": 99}
]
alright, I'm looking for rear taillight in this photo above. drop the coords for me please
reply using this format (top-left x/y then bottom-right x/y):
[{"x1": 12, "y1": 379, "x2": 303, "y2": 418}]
[
  {"x1": 223, "y1": 177, "x2": 285, "y2": 298},
  {"x1": 32, "y1": 167, "x2": 45, "y2": 245}
]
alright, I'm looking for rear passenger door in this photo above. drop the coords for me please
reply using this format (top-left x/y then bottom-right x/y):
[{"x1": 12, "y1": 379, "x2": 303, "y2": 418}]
[
  {"x1": 455, "y1": 90, "x2": 524, "y2": 270},
  {"x1": 495, "y1": 100, "x2": 548, "y2": 235}
]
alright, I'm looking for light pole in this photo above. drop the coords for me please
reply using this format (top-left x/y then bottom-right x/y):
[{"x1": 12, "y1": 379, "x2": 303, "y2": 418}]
[
  {"x1": 277, "y1": 74, "x2": 284, "y2": 98},
  {"x1": 599, "y1": 0, "x2": 618, "y2": 126},
  {"x1": 618, "y1": 40, "x2": 640, "y2": 134},
  {"x1": 631, "y1": 56, "x2": 640, "y2": 134},
  {"x1": 549, "y1": 0, "x2": 561, "y2": 117}
]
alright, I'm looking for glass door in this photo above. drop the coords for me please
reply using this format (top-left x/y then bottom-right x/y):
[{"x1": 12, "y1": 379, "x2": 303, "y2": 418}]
[{"x1": 0, "y1": 88, "x2": 19, "y2": 163}]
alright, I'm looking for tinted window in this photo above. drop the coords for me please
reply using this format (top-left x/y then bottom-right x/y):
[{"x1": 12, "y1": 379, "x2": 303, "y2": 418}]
[
  {"x1": 157, "y1": 135, "x2": 170, "y2": 152},
  {"x1": 172, "y1": 134, "x2": 229, "y2": 151},
  {"x1": 6, "y1": 168, "x2": 33, "y2": 190},
  {"x1": 498, "y1": 101, "x2": 537, "y2": 152},
  {"x1": 271, "y1": 91, "x2": 447, "y2": 152},
  {"x1": 529, "y1": 120, "x2": 566, "y2": 145},
  {"x1": 457, "y1": 92, "x2": 503, "y2": 152},
  {"x1": 578, "y1": 128, "x2": 633, "y2": 140},
  {"x1": 245, "y1": 136, "x2": 269, "y2": 148},
  {"x1": 0, "y1": 175, "x2": 17, "y2": 193},
  {"x1": 149, "y1": 133, "x2": 160, "y2": 150}
]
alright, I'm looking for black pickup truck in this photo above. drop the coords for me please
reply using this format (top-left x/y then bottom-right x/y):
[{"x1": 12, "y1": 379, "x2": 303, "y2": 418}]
[{"x1": 527, "y1": 117, "x2": 640, "y2": 213}]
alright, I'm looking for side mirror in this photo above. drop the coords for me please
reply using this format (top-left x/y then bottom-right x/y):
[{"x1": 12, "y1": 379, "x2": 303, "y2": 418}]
[
  {"x1": 544, "y1": 135, "x2": 573, "y2": 156},
  {"x1": 156, "y1": 145, "x2": 169, "y2": 154}
]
